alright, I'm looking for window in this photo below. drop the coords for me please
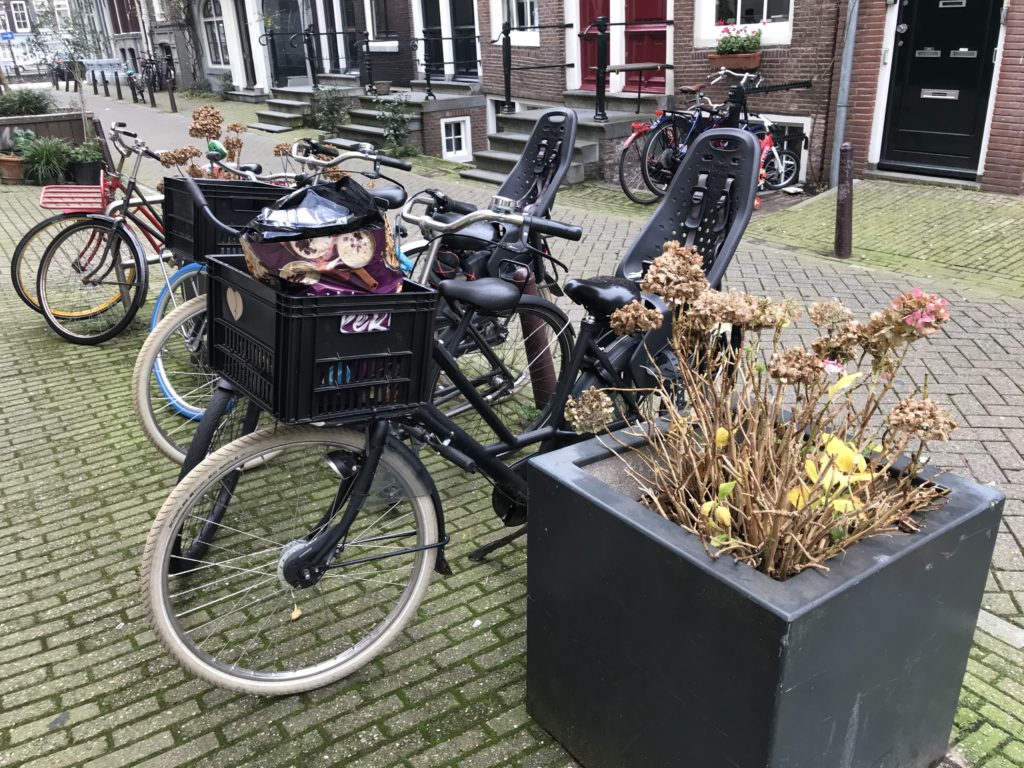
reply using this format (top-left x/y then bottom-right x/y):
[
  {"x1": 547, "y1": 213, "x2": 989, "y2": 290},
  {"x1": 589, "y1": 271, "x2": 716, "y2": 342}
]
[
  {"x1": 370, "y1": 0, "x2": 395, "y2": 37},
  {"x1": 11, "y1": 1, "x2": 30, "y2": 32},
  {"x1": 108, "y1": 0, "x2": 141, "y2": 34},
  {"x1": 489, "y1": 0, "x2": 539, "y2": 46},
  {"x1": 715, "y1": 0, "x2": 790, "y2": 24},
  {"x1": 202, "y1": 0, "x2": 230, "y2": 66},
  {"x1": 440, "y1": 117, "x2": 472, "y2": 163},
  {"x1": 506, "y1": 0, "x2": 536, "y2": 29},
  {"x1": 0, "y1": 13, "x2": 8, "y2": 32},
  {"x1": 694, "y1": 0, "x2": 793, "y2": 47}
]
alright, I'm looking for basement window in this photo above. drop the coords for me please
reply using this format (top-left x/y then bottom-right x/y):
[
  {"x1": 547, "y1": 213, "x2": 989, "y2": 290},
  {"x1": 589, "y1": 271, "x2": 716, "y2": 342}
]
[{"x1": 440, "y1": 117, "x2": 473, "y2": 163}]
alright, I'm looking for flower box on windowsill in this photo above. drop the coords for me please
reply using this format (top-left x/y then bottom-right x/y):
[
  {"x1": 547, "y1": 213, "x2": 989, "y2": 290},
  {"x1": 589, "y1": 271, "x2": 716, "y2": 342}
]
[{"x1": 708, "y1": 50, "x2": 762, "y2": 71}]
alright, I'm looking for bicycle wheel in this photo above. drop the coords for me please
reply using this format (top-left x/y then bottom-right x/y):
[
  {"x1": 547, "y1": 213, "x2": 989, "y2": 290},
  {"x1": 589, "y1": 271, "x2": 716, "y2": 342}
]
[
  {"x1": 432, "y1": 296, "x2": 575, "y2": 441},
  {"x1": 36, "y1": 219, "x2": 147, "y2": 344},
  {"x1": 150, "y1": 262, "x2": 206, "y2": 329},
  {"x1": 762, "y1": 148, "x2": 800, "y2": 190},
  {"x1": 10, "y1": 212, "x2": 92, "y2": 313},
  {"x1": 618, "y1": 138, "x2": 659, "y2": 205},
  {"x1": 133, "y1": 296, "x2": 223, "y2": 463},
  {"x1": 641, "y1": 121, "x2": 683, "y2": 198},
  {"x1": 142, "y1": 425, "x2": 440, "y2": 695}
]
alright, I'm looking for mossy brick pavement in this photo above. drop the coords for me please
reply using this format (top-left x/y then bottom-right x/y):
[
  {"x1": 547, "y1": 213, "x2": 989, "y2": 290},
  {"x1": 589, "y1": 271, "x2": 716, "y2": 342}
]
[{"x1": 3, "y1": 97, "x2": 1024, "y2": 765}]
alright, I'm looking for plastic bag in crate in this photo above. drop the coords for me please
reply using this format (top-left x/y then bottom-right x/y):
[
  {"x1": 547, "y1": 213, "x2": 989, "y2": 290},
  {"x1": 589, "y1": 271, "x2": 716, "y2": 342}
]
[{"x1": 239, "y1": 177, "x2": 402, "y2": 297}]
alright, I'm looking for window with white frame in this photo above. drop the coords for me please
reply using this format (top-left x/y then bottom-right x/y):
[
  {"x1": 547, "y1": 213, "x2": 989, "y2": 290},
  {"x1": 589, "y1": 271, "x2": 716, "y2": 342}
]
[
  {"x1": 11, "y1": 1, "x2": 30, "y2": 32},
  {"x1": 370, "y1": 0, "x2": 395, "y2": 37},
  {"x1": 695, "y1": 0, "x2": 793, "y2": 47},
  {"x1": 489, "y1": 0, "x2": 538, "y2": 46},
  {"x1": 440, "y1": 117, "x2": 473, "y2": 163},
  {"x1": 152, "y1": 0, "x2": 166, "y2": 22},
  {"x1": 202, "y1": 0, "x2": 230, "y2": 66},
  {"x1": 0, "y1": 13, "x2": 8, "y2": 32}
]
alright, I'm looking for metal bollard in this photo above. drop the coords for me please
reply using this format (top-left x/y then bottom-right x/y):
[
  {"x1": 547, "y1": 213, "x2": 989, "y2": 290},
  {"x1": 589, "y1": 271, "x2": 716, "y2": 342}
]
[
  {"x1": 167, "y1": 80, "x2": 177, "y2": 113},
  {"x1": 834, "y1": 142, "x2": 853, "y2": 260},
  {"x1": 147, "y1": 77, "x2": 156, "y2": 107},
  {"x1": 114, "y1": 71, "x2": 123, "y2": 100},
  {"x1": 91, "y1": 71, "x2": 98, "y2": 94},
  {"x1": 101, "y1": 71, "x2": 109, "y2": 97}
]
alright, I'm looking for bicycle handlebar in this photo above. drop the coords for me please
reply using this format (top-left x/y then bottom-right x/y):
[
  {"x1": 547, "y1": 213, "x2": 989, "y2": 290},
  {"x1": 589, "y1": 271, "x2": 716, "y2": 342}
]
[
  {"x1": 291, "y1": 140, "x2": 413, "y2": 172},
  {"x1": 400, "y1": 191, "x2": 582, "y2": 242},
  {"x1": 744, "y1": 79, "x2": 813, "y2": 95},
  {"x1": 182, "y1": 176, "x2": 242, "y2": 237}
]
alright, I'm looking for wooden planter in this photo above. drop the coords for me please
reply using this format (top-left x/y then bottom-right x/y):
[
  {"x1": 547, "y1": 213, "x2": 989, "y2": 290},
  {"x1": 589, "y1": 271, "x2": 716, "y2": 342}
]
[
  {"x1": 0, "y1": 154, "x2": 25, "y2": 185},
  {"x1": 707, "y1": 50, "x2": 763, "y2": 71},
  {"x1": 0, "y1": 112, "x2": 92, "y2": 150},
  {"x1": 527, "y1": 434, "x2": 1003, "y2": 768}
]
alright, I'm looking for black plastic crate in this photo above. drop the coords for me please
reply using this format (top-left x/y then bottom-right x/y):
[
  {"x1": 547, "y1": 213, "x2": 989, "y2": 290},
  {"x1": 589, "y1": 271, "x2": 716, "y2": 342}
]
[
  {"x1": 207, "y1": 254, "x2": 439, "y2": 425},
  {"x1": 163, "y1": 177, "x2": 287, "y2": 263}
]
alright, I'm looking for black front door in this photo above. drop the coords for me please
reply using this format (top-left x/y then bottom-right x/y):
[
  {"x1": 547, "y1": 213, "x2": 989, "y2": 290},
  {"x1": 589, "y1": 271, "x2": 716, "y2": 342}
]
[
  {"x1": 263, "y1": 0, "x2": 306, "y2": 87},
  {"x1": 880, "y1": 0, "x2": 1002, "y2": 178},
  {"x1": 450, "y1": 0, "x2": 477, "y2": 79}
]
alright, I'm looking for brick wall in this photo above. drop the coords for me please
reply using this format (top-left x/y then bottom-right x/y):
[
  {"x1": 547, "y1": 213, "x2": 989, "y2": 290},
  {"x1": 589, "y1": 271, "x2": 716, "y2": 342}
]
[
  {"x1": 421, "y1": 105, "x2": 489, "y2": 161},
  {"x1": 478, "y1": 0, "x2": 567, "y2": 103},
  {"x1": 980, "y1": 3, "x2": 1024, "y2": 195},
  {"x1": 673, "y1": 0, "x2": 844, "y2": 186}
]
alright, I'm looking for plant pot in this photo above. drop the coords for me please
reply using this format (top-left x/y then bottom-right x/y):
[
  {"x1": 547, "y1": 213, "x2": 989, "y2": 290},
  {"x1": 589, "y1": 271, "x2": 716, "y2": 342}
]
[
  {"x1": 708, "y1": 50, "x2": 763, "y2": 71},
  {"x1": 67, "y1": 160, "x2": 101, "y2": 185},
  {"x1": 526, "y1": 433, "x2": 1003, "y2": 768},
  {"x1": 374, "y1": 80, "x2": 391, "y2": 96},
  {"x1": 0, "y1": 154, "x2": 25, "y2": 185}
]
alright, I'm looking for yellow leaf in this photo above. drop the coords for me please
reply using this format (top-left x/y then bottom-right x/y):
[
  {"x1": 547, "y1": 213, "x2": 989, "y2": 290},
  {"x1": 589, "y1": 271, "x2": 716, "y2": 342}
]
[
  {"x1": 787, "y1": 485, "x2": 808, "y2": 509},
  {"x1": 715, "y1": 427, "x2": 731, "y2": 449},
  {"x1": 700, "y1": 500, "x2": 715, "y2": 516},
  {"x1": 714, "y1": 506, "x2": 732, "y2": 528},
  {"x1": 828, "y1": 372, "x2": 863, "y2": 399},
  {"x1": 849, "y1": 472, "x2": 875, "y2": 483},
  {"x1": 804, "y1": 459, "x2": 819, "y2": 483},
  {"x1": 831, "y1": 498, "x2": 855, "y2": 514}
]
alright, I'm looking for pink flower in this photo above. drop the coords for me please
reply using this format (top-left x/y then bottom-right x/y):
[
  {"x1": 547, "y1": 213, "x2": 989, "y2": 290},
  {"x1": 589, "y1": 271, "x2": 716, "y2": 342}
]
[{"x1": 823, "y1": 360, "x2": 845, "y2": 376}]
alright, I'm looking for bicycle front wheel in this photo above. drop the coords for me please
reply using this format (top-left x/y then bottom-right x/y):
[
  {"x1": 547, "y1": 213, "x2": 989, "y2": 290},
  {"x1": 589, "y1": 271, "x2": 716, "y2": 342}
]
[
  {"x1": 762, "y1": 148, "x2": 800, "y2": 190},
  {"x1": 618, "y1": 138, "x2": 659, "y2": 205},
  {"x1": 10, "y1": 212, "x2": 92, "y2": 313},
  {"x1": 641, "y1": 122, "x2": 683, "y2": 198},
  {"x1": 36, "y1": 219, "x2": 147, "y2": 344},
  {"x1": 142, "y1": 425, "x2": 440, "y2": 695},
  {"x1": 150, "y1": 262, "x2": 206, "y2": 329}
]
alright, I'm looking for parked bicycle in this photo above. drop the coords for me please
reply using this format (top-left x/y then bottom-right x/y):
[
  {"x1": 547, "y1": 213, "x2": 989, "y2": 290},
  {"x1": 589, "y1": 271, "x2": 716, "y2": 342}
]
[{"x1": 139, "y1": 127, "x2": 762, "y2": 696}]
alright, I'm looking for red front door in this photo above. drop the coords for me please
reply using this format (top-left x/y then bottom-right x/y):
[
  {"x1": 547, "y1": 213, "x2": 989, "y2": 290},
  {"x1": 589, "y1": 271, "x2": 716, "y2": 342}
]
[
  {"x1": 579, "y1": 0, "x2": 609, "y2": 90},
  {"x1": 624, "y1": 0, "x2": 667, "y2": 93}
]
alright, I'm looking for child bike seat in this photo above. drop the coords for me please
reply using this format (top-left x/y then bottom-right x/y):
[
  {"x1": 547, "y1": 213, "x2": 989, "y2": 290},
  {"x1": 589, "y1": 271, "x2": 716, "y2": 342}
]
[
  {"x1": 564, "y1": 276, "x2": 640, "y2": 319},
  {"x1": 614, "y1": 128, "x2": 760, "y2": 289}
]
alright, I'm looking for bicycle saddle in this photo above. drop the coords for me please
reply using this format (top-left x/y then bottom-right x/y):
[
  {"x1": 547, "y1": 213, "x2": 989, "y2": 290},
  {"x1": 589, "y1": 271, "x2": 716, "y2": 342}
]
[
  {"x1": 679, "y1": 83, "x2": 705, "y2": 94},
  {"x1": 564, "y1": 276, "x2": 640, "y2": 319},
  {"x1": 432, "y1": 211, "x2": 498, "y2": 251},
  {"x1": 371, "y1": 185, "x2": 407, "y2": 210},
  {"x1": 437, "y1": 277, "x2": 521, "y2": 312}
]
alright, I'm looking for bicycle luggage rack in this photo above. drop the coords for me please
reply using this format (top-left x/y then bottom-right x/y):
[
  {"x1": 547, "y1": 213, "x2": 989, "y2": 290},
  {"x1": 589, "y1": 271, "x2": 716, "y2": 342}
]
[{"x1": 38, "y1": 171, "x2": 111, "y2": 213}]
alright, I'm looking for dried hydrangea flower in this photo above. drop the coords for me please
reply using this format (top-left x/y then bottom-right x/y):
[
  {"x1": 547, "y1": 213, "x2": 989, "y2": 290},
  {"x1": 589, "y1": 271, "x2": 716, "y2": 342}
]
[
  {"x1": 564, "y1": 387, "x2": 615, "y2": 433},
  {"x1": 889, "y1": 288, "x2": 950, "y2": 338},
  {"x1": 809, "y1": 298, "x2": 853, "y2": 328},
  {"x1": 225, "y1": 123, "x2": 248, "y2": 134},
  {"x1": 811, "y1": 319, "x2": 862, "y2": 364},
  {"x1": 685, "y1": 290, "x2": 756, "y2": 330},
  {"x1": 640, "y1": 241, "x2": 708, "y2": 305},
  {"x1": 224, "y1": 135, "x2": 243, "y2": 163},
  {"x1": 188, "y1": 105, "x2": 224, "y2": 141},
  {"x1": 768, "y1": 348, "x2": 825, "y2": 385},
  {"x1": 159, "y1": 145, "x2": 202, "y2": 168},
  {"x1": 610, "y1": 301, "x2": 663, "y2": 336},
  {"x1": 273, "y1": 142, "x2": 292, "y2": 157},
  {"x1": 888, "y1": 398, "x2": 958, "y2": 441},
  {"x1": 748, "y1": 296, "x2": 800, "y2": 331}
]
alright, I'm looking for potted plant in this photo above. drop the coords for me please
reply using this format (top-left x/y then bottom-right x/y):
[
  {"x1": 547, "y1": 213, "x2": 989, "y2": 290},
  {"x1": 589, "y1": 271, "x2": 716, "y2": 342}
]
[
  {"x1": 22, "y1": 136, "x2": 72, "y2": 185},
  {"x1": 708, "y1": 25, "x2": 763, "y2": 71},
  {"x1": 0, "y1": 128, "x2": 35, "y2": 185},
  {"x1": 67, "y1": 138, "x2": 103, "y2": 184},
  {"x1": 526, "y1": 243, "x2": 1003, "y2": 768}
]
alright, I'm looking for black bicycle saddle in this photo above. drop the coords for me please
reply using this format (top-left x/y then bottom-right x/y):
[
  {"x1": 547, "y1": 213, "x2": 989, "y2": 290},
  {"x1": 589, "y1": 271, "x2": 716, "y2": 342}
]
[{"x1": 564, "y1": 276, "x2": 640, "y2": 319}]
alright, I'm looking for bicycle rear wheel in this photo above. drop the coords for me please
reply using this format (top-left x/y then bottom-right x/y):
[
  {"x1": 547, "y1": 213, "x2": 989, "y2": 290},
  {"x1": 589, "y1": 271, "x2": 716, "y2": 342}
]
[
  {"x1": 641, "y1": 121, "x2": 683, "y2": 198},
  {"x1": 36, "y1": 219, "x2": 147, "y2": 344},
  {"x1": 142, "y1": 425, "x2": 439, "y2": 695},
  {"x1": 11, "y1": 213, "x2": 92, "y2": 313},
  {"x1": 618, "y1": 138, "x2": 659, "y2": 205}
]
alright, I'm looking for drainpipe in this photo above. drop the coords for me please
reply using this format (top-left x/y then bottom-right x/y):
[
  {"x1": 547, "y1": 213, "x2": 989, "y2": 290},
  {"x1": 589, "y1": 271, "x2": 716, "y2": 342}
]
[{"x1": 830, "y1": 0, "x2": 859, "y2": 188}]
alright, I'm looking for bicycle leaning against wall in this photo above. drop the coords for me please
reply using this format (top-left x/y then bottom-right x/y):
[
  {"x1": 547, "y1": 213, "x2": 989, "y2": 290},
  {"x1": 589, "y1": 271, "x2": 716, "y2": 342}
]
[{"x1": 139, "y1": 127, "x2": 762, "y2": 696}]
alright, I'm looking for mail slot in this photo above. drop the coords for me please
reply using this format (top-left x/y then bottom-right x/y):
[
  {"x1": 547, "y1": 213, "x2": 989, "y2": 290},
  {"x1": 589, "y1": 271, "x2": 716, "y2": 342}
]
[
  {"x1": 921, "y1": 89, "x2": 960, "y2": 100},
  {"x1": 950, "y1": 49, "x2": 978, "y2": 58},
  {"x1": 915, "y1": 49, "x2": 942, "y2": 58},
  {"x1": 938, "y1": 0, "x2": 967, "y2": 7}
]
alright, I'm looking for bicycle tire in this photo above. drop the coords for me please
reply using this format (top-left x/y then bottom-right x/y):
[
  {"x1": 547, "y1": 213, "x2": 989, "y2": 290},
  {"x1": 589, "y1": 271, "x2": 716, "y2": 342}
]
[
  {"x1": 10, "y1": 212, "x2": 92, "y2": 313},
  {"x1": 762, "y1": 148, "x2": 800, "y2": 190},
  {"x1": 133, "y1": 297, "x2": 219, "y2": 462},
  {"x1": 141, "y1": 424, "x2": 440, "y2": 695},
  {"x1": 431, "y1": 296, "x2": 575, "y2": 443},
  {"x1": 176, "y1": 385, "x2": 266, "y2": 480},
  {"x1": 618, "y1": 138, "x2": 659, "y2": 205},
  {"x1": 150, "y1": 262, "x2": 206, "y2": 329},
  {"x1": 36, "y1": 218, "x2": 147, "y2": 345},
  {"x1": 640, "y1": 121, "x2": 682, "y2": 198}
]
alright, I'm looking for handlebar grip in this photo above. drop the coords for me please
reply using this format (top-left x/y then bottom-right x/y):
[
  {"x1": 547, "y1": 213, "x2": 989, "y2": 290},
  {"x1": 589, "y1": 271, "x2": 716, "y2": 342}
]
[
  {"x1": 376, "y1": 154, "x2": 412, "y2": 171},
  {"x1": 523, "y1": 215, "x2": 582, "y2": 242},
  {"x1": 446, "y1": 198, "x2": 476, "y2": 215},
  {"x1": 116, "y1": 128, "x2": 137, "y2": 138},
  {"x1": 143, "y1": 147, "x2": 162, "y2": 162},
  {"x1": 306, "y1": 140, "x2": 339, "y2": 157},
  {"x1": 745, "y1": 80, "x2": 813, "y2": 95},
  {"x1": 182, "y1": 177, "x2": 241, "y2": 238}
]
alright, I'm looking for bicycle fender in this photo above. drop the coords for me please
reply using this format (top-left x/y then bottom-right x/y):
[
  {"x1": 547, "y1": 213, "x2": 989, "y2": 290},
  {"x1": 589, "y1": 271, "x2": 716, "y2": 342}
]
[
  {"x1": 517, "y1": 292, "x2": 570, "y2": 327},
  {"x1": 385, "y1": 433, "x2": 453, "y2": 576},
  {"x1": 82, "y1": 212, "x2": 150, "y2": 286}
]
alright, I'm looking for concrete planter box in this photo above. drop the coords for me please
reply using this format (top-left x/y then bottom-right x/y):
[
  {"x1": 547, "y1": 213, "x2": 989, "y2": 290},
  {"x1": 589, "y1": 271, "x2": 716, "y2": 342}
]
[
  {"x1": 527, "y1": 434, "x2": 1003, "y2": 768},
  {"x1": 0, "y1": 112, "x2": 92, "y2": 150}
]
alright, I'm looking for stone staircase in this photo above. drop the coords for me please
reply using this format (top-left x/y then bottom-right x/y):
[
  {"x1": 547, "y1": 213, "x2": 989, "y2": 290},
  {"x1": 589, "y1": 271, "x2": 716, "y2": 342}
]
[{"x1": 248, "y1": 73, "x2": 362, "y2": 133}]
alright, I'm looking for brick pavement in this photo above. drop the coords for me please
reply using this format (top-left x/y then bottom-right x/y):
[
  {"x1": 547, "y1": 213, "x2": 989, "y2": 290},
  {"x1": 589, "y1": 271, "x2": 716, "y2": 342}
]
[{"x1": 2, "y1": 99, "x2": 1024, "y2": 766}]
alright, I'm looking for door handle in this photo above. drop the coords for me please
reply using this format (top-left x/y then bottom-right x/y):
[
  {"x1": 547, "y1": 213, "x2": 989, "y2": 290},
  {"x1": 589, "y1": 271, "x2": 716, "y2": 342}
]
[{"x1": 896, "y1": 23, "x2": 908, "y2": 33}]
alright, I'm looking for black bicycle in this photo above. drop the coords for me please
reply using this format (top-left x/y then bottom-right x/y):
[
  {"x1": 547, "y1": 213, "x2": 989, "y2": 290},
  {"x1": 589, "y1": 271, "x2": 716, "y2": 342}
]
[{"x1": 140, "y1": 128, "x2": 761, "y2": 696}]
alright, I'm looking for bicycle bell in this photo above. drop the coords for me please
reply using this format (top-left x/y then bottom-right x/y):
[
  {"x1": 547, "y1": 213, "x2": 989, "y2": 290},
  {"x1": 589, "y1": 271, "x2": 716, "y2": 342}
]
[{"x1": 488, "y1": 196, "x2": 517, "y2": 215}]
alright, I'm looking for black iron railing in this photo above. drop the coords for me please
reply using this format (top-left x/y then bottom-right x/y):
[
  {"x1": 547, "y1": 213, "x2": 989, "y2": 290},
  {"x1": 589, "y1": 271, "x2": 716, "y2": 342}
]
[
  {"x1": 413, "y1": 33, "x2": 481, "y2": 100},
  {"x1": 493, "y1": 22, "x2": 575, "y2": 114}
]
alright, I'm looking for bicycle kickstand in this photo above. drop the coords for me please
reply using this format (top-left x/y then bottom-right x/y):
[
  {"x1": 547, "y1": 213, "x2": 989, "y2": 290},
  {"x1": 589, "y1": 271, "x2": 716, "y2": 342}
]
[{"x1": 468, "y1": 525, "x2": 527, "y2": 562}]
